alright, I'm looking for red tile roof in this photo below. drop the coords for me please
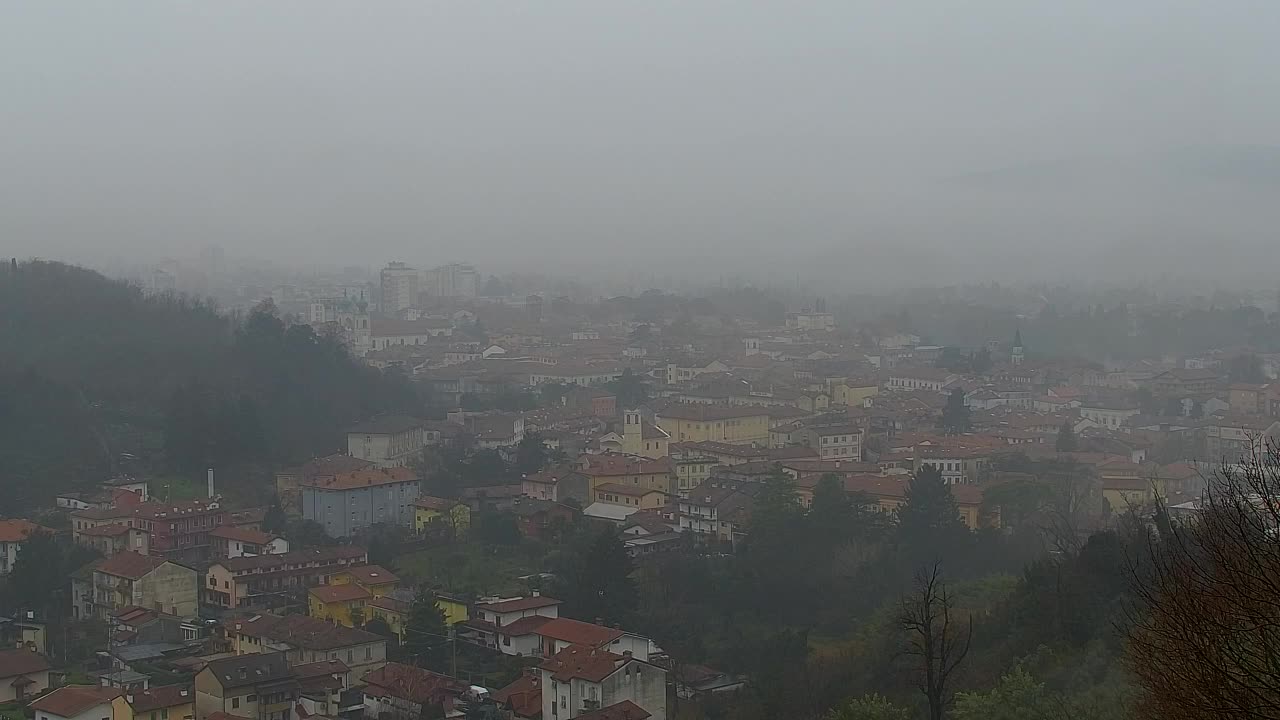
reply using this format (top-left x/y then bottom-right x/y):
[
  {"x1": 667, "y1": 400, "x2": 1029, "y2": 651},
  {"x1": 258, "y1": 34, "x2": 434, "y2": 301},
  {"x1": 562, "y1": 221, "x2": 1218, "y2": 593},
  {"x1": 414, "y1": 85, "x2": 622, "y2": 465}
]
[
  {"x1": 0, "y1": 649, "x2": 51, "y2": 679},
  {"x1": 361, "y1": 662, "x2": 466, "y2": 705},
  {"x1": 127, "y1": 684, "x2": 193, "y2": 712},
  {"x1": 493, "y1": 672, "x2": 541, "y2": 719},
  {"x1": 540, "y1": 644, "x2": 625, "y2": 683},
  {"x1": 342, "y1": 565, "x2": 399, "y2": 586},
  {"x1": 413, "y1": 496, "x2": 462, "y2": 512},
  {"x1": 580, "y1": 454, "x2": 672, "y2": 478},
  {"x1": 94, "y1": 552, "x2": 168, "y2": 580},
  {"x1": 534, "y1": 618, "x2": 623, "y2": 648},
  {"x1": 77, "y1": 523, "x2": 132, "y2": 538},
  {"x1": 496, "y1": 615, "x2": 554, "y2": 637},
  {"x1": 29, "y1": 685, "x2": 122, "y2": 717},
  {"x1": 0, "y1": 519, "x2": 50, "y2": 543},
  {"x1": 309, "y1": 584, "x2": 372, "y2": 603}
]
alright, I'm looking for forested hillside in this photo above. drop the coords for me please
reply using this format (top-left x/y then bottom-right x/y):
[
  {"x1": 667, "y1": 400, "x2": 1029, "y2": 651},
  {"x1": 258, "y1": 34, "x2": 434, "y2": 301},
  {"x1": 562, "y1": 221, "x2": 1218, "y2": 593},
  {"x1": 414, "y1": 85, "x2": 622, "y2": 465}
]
[{"x1": 0, "y1": 260, "x2": 419, "y2": 510}]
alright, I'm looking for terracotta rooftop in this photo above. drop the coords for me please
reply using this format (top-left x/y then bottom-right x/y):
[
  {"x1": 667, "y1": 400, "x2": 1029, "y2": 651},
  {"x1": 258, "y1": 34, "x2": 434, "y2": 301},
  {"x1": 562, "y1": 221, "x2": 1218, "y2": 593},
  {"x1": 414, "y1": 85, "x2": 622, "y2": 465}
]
[
  {"x1": 577, "y1": 700, "x2": 652, "y2": 720},
  {"x1": 309, "y1": 584, "x2": 372, "y2": 604},
  {"x1": 209, "y1": 526, "x2": 280, "y2": 545},
  {"x1": 77, "y1": 523, "x2": 133, "y2": 538},
  {"x1": 0, "y1": 649, "x2": 51, "y2": 679},
  {"x1": 94, "y1": 552, "x2": 168, "y2": 580},
  {"x1": 29, "y1": 685, "x2": 122, "y2": 717},
  {"x1": 534, "y1": 618, "x2": 624, "y2": 648},
  {"x1": 361, "y1": 662, "x2": 466, "y2": 705},
  {"x1": 493, "y1": 672, "x2": 541, "y2": 718},
  {"x1": 540, "y1": 644, "x2": 627, "y2": 683},
  {"x1": 127, "y1": 684, "x2": 193, "y2": 712},
  {"x1": 348, "y1": 415, "x2": 425, "y2": 435},
  {"x1": 234, "y1": 613, "x2": 382, "y2": 651},
  {"x1": 413, "y1": 496, "x2": 462, "y2": 512},
  {"x1": 0, "y1": 519, "x2": 52, "y2": 543},
  {"x1": 218, "y1": 545, "x2": 366, "y2": 574},
  {"x1": 341, "y1": 565, "x2": 399, "y2": 586}
]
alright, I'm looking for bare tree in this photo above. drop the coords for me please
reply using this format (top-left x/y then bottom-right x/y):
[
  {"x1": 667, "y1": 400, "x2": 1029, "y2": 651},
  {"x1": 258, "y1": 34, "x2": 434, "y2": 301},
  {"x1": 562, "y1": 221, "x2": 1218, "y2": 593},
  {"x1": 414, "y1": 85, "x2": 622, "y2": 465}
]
[
  {"x1": 1126, "y1": 440, "x2": 1280, "y2": 720},
  {"x1": 900, "y1": 563, "x2": 972, "y2": 720}
]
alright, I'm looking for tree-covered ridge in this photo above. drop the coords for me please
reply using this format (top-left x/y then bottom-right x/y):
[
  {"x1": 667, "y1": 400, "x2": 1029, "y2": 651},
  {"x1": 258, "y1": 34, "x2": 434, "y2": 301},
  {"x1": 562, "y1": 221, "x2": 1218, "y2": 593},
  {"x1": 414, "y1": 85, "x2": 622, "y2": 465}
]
[{"x1": 0, "y1": 260, "x2": 419, "y2": 509}]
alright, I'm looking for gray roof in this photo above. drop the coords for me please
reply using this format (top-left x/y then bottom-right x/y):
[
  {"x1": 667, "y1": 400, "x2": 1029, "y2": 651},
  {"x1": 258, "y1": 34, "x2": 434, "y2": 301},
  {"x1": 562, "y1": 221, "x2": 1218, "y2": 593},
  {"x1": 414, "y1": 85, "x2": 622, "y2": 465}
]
[{"x1": 204, "y1": 652, "x2": 292, "y2": 690}]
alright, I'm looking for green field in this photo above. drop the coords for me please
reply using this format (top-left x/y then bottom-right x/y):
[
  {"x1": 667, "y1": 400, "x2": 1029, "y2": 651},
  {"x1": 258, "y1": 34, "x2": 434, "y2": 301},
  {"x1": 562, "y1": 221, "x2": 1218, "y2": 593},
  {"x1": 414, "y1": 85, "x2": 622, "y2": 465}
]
[{"x1": 393, "y1": 543, "x2": 544, "y2": 597}]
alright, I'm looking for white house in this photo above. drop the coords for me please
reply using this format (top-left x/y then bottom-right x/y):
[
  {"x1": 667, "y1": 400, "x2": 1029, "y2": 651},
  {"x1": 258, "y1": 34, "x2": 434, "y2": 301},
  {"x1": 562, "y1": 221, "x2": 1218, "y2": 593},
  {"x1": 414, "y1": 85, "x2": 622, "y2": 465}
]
[
  {"x1": 347, "y1": 416, "x2": 426, "y2": 468},
  {"x1": 539, "y1": 645, "x2": 667, "y2": 720}
]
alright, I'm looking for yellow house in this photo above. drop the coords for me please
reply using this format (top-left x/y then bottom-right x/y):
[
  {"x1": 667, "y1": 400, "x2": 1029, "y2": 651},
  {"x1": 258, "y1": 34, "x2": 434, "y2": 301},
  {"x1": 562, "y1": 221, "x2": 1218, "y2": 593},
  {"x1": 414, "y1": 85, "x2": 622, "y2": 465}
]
[
  {"x1": 308, "y1": 584, "x2": 371, "y2": 627},
  {"x1": 125, "y1": 684, "x2": 195, "y2": 720},
  {"x1": 366, "y1": 592, "x2": 468, "y2": 641},
  {"x1": 655, "y1": 402, "x2": 770, "y2": 445},
  {"x1": 365, "y1": 595, "x2": 409, "y2": 641},
  {"x1": 592, "y1": 483, "x2": 667, "y2": 510},
  {"x1": 579, "y1": 454, "x2": 675, "y2": 499},
  {"x1": 413, "y1": 496, "x2": 471, "y2": 536},
  {"x1": 331, "y1": 565, "x2": 400, "y2": 597},
  {"x1": 830, "y1": 380, "x2": 878, "y2": 407}
]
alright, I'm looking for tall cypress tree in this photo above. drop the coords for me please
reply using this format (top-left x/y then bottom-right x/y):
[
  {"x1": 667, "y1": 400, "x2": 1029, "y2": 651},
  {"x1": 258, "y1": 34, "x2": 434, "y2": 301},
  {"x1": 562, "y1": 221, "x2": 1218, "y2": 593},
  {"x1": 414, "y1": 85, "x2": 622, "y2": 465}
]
[
  {"x1": 404, "y1": 586, "x2": 450, "y2": 673},
  {"x1": 897, "y1": 466, "x2": 968, "y2": 558}
]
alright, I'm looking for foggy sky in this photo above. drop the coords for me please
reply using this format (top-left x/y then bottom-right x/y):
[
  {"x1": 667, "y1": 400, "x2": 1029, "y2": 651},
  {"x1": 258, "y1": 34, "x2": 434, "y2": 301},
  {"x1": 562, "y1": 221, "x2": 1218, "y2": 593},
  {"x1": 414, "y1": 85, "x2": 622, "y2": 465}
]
[{"x1": 3, "y1": 1, "x2": 1279, "y2": 289}]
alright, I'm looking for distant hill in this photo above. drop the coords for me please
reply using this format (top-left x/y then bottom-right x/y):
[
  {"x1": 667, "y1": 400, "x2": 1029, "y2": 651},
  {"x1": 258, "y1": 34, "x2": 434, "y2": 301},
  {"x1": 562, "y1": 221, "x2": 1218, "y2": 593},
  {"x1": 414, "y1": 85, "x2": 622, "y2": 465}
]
[{"x1": 0, "y1": 260, "x2": 420, "y2": 511}]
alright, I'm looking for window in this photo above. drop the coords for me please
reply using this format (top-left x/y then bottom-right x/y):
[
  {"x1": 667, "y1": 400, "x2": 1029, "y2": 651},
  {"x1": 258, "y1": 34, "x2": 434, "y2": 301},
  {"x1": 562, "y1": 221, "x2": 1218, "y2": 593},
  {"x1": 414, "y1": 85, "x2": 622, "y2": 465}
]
[
  {"x1": 246, "y1": 696, "x2": 257, "y2": 703},
  {"x1": 365, "y1": 646, "x2": 372, "y2": 660},
  {"x1": 347, "y1": 650, "x2": 353, "y2": 663},
  {"x1": 232, "y1": 698, "x2": 240, "y2": 709}
]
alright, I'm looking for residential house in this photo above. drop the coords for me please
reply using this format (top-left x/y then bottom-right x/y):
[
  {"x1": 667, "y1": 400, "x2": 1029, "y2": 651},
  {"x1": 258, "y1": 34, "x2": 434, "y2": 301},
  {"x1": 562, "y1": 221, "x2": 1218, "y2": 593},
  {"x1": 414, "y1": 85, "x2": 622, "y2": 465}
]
[
  {"x1": 369, "y1": 317, "x2": 453, "y2": 351},
  {"x1": 412, "y1": 497, "x2": 470, "y2": 537},
  {"x1": 194, "y1": 652, "x2": 298, "y2": 720},
  {"x1": 72, "y1": 553, "x2": 199, "y2": 621},
  {"x1": 511, "y1": 499, "x2": 580, "y2": 541},
  {"x1": 308, "y1": 585, "x2": 371, "y2": 628},
  {"x1": 1146, "y1": 368, "x2": 1222, "y2": 398},
  {"x1": 292, "y1": 659, "x2": 352, "y2": 719},
  {"x1": 670, "y1": 456, "x2": 718, "y2": 498},
  {"x1": 0, "y1": 519, "x2": 51, "y2": 576},
  {"x1": 1203, "y1": 416, "x2": 1280, "y2": 464},
  {"x1": 579, "y1": 455, "x2": 675, "y2": 500},
  {"x1": 0, "y1": 649, "x2": 52, "y2": 703},
  {"x1": 539, "y1": 644, "x2": 666, "y2": 720},
  {"x1": 275, "y1": 455, "x2": 375, "y2": 516},
  {"x1": 208, "y1": 528, "x2": 288, "y2": 561},
  {"x1": 204, "y1": 546, "x2": 368, "y2": 610},
  {"x1": 493, "y1": 670, "x2": 542, "y2": 720},
  {"x1": 229, "y1": 613, "x2": 387, "y2": 677},
  {"x1": 654, "y1": 403, "x2": 770, "y2": 445},
  {"x1": 75, "y1": 524, "x2": 151, "y2": 558},
  {"x1": 360, "y1": 662, "x2": 467, "y2": 720},
  {"x1": 563, "y1": 387, "x2": 618, "y2": 419},
  {"x1": 125, "y1": 684, "x2": 195, "y2": 720},
  {"x1": 591, "y1": 485, "x2": 667, "y2": 512},
  {"x1": 677, "y1": 482, "x2": 759, "y2": 546},
  {"x1": 299, "y1": 467, "x2": 420, "y2": 538},
  {"x1": 331, "y1": 565, "x2": 400, "y2": 598},
  {"x1": 364, "y1": 596, "x2": 410, "y2": 642},
  {"x1": 886, "y1": 368, "x2": 958, "y2": 393},
  {"x1": 29, "y1": 686, "x2": 128, "y2": 720},
  {"x1": 1078, "y1": 399, "x2": 1141, "y2": 430},
  {"x1": 70, "y1": 499, "x2": 226, "y2": 562},
  {"x1": 802, "y1": 423, "x2": 863, "y2": 460},
  {"x1": 842, "y1": 475, "x2": 994, "y2": 530},
  {"x1": 346, "y1": 416, "x2": 426, "y2": 468},
  {"x1": 462, "y1": 595, "x2": 562, "y2": 656},
  {"x1": 1227, "y1": 383, "x2": 1272, "y2": 416},
  {"x1": 527, "y1": 366, "x2": 625, "y2": 387}
]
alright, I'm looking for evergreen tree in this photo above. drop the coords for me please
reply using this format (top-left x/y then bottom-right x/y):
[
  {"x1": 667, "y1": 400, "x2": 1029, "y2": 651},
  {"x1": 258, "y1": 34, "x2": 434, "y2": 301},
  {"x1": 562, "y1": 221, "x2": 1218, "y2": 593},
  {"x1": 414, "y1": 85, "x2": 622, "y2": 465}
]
[
  {"x1": 970, "y1": 347, "x2": 993, "y2": 375},
  {"x1": 939, "y1": 389, "x2": 971, "y2": 434},
  {"x1": 809, "y1": 473, "x2": 857, "y2": 544},
  {"x1": 263, "y1": 498, "x2": 288, "y2": 534},
  {"x1": 897, "y1": 466, "x2": 969, "y2": 557},
  {"x1": 1055, "y1": 420, "x2": 1078, "y2": 452},
  {"x1": 404, "y1": 586, "x2": 451, "y2": 673},
  {"x1": 557, "y1": 527, "x2": 636, "y2": 625}
]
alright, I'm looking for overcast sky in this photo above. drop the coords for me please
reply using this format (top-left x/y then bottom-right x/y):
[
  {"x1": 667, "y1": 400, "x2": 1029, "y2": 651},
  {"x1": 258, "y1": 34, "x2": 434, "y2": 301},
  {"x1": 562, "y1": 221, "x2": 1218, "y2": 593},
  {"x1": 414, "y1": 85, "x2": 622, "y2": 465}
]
[{"x1": 3, "y1": 1, "x2": 1278, "y2": 288}]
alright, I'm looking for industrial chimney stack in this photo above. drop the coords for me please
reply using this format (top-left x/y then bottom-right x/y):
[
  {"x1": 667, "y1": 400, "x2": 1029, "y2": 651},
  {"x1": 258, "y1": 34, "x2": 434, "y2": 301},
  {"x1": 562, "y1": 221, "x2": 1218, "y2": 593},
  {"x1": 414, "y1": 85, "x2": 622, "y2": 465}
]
[{"x1": 207, "y1": 467, "x2": 215, "y2": 498}]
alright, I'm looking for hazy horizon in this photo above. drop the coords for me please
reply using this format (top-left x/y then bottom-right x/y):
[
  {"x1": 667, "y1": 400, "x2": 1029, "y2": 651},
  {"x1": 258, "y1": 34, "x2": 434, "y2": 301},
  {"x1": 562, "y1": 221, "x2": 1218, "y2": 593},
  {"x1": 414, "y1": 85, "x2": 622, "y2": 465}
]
[{"x1": 5, "y1": 1, "x2": 1280, "y2": 290}]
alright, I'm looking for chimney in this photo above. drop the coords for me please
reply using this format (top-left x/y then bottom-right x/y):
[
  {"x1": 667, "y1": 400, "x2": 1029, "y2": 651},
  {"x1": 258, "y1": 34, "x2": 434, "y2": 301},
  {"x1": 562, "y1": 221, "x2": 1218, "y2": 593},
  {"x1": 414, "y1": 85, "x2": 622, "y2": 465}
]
[
  {"x1": 531, "y1": 589, "x2": 540, "y2": 597},
  {"x1": 127, "y1": 694, "x2": 134, "y2": 704},
  {"x1": 207, "y1": 468, "x2": 215, "y2": 499}
]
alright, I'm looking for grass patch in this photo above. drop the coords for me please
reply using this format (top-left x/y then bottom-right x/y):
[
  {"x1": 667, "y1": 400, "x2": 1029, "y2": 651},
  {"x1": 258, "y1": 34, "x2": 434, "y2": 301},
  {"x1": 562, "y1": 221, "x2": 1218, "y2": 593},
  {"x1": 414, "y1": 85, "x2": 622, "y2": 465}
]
[{"x1": 394, "y1": 543, "x2": 541, "y2": 597}]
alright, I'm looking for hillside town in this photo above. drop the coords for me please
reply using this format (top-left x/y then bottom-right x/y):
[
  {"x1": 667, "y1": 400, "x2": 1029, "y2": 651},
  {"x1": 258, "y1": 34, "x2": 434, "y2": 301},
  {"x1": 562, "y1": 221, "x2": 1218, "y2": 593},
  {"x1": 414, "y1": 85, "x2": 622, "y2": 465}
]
[{"x1": 4, "y1": 259, "x2": 1280, "y2": 720}]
